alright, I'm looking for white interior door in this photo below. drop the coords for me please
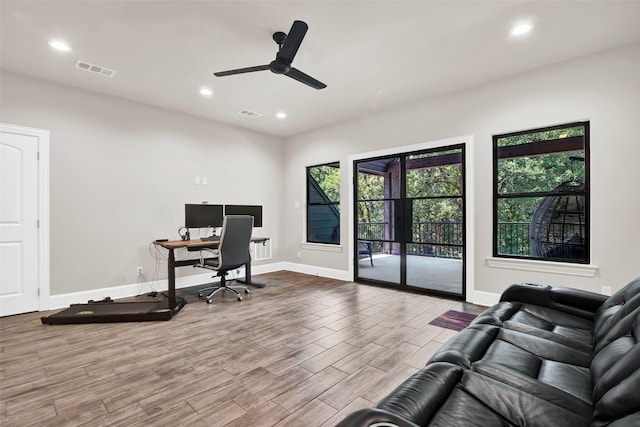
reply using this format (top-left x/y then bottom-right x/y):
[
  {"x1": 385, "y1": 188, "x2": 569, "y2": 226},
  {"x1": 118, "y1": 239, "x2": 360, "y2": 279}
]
[{"x1": 0, "y1": 125, "x2": 46, "y2": 316}]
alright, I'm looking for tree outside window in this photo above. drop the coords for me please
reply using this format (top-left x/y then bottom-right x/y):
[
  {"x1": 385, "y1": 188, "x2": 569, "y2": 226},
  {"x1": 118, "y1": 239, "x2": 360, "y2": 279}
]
[{"x1": 307, "y1": 162, "x2": 340, "y2": 244}]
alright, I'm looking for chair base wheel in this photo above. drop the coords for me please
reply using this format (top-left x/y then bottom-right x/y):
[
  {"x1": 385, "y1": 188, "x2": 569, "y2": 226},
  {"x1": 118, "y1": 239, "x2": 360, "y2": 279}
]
[{"x1": 199, "y1": 283, "x2": 249, "y2": 303}]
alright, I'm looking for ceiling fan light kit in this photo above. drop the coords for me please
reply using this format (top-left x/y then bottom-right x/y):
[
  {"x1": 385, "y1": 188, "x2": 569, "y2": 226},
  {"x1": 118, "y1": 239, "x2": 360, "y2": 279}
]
[{"x1": 214, "y1": 20, "x2": 326, "y2": 90}]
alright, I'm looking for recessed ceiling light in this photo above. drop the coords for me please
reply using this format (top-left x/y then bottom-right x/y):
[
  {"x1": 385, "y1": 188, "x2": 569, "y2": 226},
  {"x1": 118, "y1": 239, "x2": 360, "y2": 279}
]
[
  {"x1": 276, "y1": 112, "x2": 287, "y2": 119},
  {"x1": 199, "y1": 87, "x2": 213, "y2": 96},
  {"x1": 511, "y1": 22, "x2": 533, "y2": 36},
  {"x1": 48, "y1": 39, "x2": 71, "y2": 52}
]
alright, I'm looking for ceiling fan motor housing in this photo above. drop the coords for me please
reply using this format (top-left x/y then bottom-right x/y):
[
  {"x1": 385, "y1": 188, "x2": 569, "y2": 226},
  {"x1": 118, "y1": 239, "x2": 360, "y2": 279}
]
[{"x1": 270, "y1": 60, "x2": 291, "y2": 74}]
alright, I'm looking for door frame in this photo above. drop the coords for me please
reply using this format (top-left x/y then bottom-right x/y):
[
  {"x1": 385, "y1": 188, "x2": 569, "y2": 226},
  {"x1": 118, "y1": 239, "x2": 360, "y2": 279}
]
[
  {"x1": 1, "y1": 123, "x2": 50, "y2": 313},
  {"x1": 348, "y1": 135, "x2": 474, "y2": 300}
]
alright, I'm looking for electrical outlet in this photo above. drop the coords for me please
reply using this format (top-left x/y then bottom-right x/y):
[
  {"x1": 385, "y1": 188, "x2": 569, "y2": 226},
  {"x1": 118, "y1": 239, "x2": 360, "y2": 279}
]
[
  {"x1": 137, "y1": 267, "x2": 143, "y2": 276},
  {"x1": 601, "y1": 286, "x2": 612, "y2": 296}
]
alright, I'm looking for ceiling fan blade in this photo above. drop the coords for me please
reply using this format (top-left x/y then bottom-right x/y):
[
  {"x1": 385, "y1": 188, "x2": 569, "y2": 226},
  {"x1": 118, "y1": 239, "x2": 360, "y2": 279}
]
[
  {"x1": 285, "y1": 67, "x2": 327, "y2": 90},
  {"x1": 277, "y1": 20, "x2": 308, "y2": 63},
  {"x1": 214, "y1": 64, "x2": 270, "y2": 77}
]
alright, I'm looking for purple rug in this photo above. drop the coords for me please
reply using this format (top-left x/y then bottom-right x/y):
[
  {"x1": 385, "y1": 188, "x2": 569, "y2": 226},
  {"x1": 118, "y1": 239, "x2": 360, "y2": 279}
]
[{"x1": 429, "y1": 310, "x2": 478, "y2": 331}]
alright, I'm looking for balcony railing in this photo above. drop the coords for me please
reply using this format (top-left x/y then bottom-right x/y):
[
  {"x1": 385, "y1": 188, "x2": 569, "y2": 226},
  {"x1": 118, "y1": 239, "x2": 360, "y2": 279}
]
[
  {"x1": 358, "y1": 221, "x2": 532, "y2": 257},
  {"x1": 358, "y1": 222, "x2": 387, "y2": 240},
  {"x1": 496, "y1": 222, "x2": 531, "y2": 256}
]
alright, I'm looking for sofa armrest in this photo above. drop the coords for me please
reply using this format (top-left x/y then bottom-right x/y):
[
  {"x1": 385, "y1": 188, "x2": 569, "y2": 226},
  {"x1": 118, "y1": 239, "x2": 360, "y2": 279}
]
[
  {"x1": 551, "y1": 286, "x2": 608, "y2": 312},
  {"x1": 335, "y1": 408, "x2": 420, "y2": 427},
  {"x1": 500, "y1": 282, "x2": 607, "y2": 320}
]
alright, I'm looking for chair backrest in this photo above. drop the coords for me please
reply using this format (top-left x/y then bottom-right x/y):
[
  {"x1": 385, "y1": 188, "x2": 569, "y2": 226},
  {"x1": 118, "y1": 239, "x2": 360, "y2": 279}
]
[{"x1": 217, "y1": 215, "x2": 253, "y2": 271}]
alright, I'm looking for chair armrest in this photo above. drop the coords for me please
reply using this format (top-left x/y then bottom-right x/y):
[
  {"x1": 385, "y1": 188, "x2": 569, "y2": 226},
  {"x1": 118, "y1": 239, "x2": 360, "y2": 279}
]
[
  {"x1": 335, "y1": 408, "x2": 420, "y2": 427},
  {"x1": 501, "y1": 282, "x2": 607, "y2": 320}
]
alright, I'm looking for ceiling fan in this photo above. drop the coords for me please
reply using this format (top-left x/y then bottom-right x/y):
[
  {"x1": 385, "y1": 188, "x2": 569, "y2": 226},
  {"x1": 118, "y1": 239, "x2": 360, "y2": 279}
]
[{"x1": 214, "y1": 20, "x2": 326, "y2": 90}]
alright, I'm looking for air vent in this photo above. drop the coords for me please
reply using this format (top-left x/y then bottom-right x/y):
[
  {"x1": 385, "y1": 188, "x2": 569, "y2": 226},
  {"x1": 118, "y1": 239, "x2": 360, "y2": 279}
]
[
  {"x1": 75, "y1": 60, "x2": 116, "y2": 77},
  {"x1": 238, "y1": 110, "x2": 262, "y2": 119}
]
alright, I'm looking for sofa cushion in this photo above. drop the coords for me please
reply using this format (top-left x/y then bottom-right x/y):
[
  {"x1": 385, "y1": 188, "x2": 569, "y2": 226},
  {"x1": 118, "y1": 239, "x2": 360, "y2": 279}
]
[
  {"x1": 374, "y1": 362, "x2": 591, "y2": 427},
  {"x1": 592, "y1": 367, "x2": 640, "y2": 427},
  {"x1": 594, "y1": 277, "x2": 640, "y2": 327},
  {"x1": 591, "y1": 313, "x2": 640, "y2": 426},
  {"x1": 499, "y1": 283, "x2": 607, "y2": 320},
  {"x1": 470, "y1": 360, "x2": 593, "y2": 416},
  {"x1": 473, "y1": 301, "x2": 594, "y2": 350},
  {"x1": 593, "y1": 293, "x2": 640, "y2": 352},
  {"x1": 430, "y1": 324, "x2": 594, "y2": 406}
]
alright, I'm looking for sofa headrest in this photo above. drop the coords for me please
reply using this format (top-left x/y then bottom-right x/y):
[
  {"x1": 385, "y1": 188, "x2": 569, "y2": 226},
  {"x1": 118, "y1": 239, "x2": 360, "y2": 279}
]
[{"x1": 593, "y1": 277, "x2": 640, "y2": 345}]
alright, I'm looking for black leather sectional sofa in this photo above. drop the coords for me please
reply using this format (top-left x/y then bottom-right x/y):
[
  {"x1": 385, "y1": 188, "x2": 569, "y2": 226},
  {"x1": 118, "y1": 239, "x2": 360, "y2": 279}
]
[{"x1": 337, "y1": 277, "x2": 640, "y2": 427}]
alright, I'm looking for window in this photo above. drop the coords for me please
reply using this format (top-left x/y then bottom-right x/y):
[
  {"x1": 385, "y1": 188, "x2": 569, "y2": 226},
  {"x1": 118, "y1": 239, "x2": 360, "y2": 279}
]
[
  {"x1": 493, "y1": 122, "x2": 589, "y2": 263},
  {"x1": 307, "y1": 162, "x2": 340, "y2": 244}
]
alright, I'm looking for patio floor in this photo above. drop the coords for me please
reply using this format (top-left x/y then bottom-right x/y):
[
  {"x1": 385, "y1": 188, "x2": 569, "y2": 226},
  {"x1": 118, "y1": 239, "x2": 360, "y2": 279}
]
[{"x1": 357, "y1": 253, "x2": 463, "y2": 295}]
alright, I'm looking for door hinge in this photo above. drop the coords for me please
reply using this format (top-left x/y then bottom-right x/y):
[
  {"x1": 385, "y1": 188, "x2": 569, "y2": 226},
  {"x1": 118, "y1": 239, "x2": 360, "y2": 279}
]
[
  {"x1": 38, "y1": 288, "x2": 40, "y2": 296},
  {"x1": 37, "y1": 219, "x2": 40, "y2": 228},
  {"x1": 37, "y1": 151, "x2": 40, "y2": 161}
]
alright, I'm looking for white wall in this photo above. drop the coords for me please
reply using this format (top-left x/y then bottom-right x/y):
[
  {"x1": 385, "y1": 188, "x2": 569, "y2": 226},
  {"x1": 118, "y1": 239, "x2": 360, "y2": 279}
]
[
  {"x1": 2, "y1": 43, "x2": 639, "y2": 302},
  {"x1": 0, "y1": 71, "x2": 285, "y2": 296},
  {"x1": 283, "y1": 43, "x2": 640, "y2": 298}
]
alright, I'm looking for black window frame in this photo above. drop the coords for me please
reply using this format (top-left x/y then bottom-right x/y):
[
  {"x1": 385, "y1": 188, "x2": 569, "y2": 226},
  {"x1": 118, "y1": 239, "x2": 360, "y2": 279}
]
[
  {"x1": 306, "y1": 161, "x2": 341, "y2": 245},
  {"x1": 492, "y1": 121, "x2": 590, "y2": 264}
]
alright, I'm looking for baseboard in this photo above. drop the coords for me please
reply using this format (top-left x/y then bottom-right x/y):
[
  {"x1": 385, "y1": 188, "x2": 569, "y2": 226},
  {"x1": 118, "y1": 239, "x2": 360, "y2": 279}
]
[
  {"x1": 251, "y1": 261, "x2": 289, "y2": 276},
  {"x1": 47, "y1": 261, "x2": 495, "y2": 311},
  {"x1": 466, "y1": 290, "x2": 501, "y2": 307},
  {"x1": 47, "y1": 273, "x2": 209, "y2": 310},
  {"x1": 47, "y1": 262, "x2": 289, "y2": 310},
  {"x1": 277, "y1": 262, "x2": 352, "y2": 281}
]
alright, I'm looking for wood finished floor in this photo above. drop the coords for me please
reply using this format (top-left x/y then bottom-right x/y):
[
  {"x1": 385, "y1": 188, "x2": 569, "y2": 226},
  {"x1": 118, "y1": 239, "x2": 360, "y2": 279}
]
[{"x1": 0, "y1": 271, "x2": 485, "y2": 427}]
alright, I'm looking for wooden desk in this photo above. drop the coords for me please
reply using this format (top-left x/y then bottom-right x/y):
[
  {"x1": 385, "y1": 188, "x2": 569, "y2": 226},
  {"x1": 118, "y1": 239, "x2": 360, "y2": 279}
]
[{"x1": 152, "y1": 237, "x2": 268, "y2": 315}]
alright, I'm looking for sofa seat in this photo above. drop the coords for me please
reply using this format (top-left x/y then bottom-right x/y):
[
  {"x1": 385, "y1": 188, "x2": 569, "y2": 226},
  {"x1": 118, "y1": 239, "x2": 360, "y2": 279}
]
[
  {"x1": 474, "y1": 301, "x2": 595, "y2": 350},
  {"x1": 425, "y1": 323, "x2": 594, "y2": 415},
  {"x1": 355, "y1": 362, "x2": 592, "y2": 427},
  {"x1": 336, "y1": 277, "x2": 640, "y2": 427}
]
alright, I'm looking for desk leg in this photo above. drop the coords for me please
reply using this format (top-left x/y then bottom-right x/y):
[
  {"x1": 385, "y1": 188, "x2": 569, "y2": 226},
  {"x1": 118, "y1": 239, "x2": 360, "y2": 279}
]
[
  {"x1": 163, "y1": 248, "x2": 186, "y2": 316},
  {"x1": 237, "y1": 261, "x2": 265, "y2": 288},
  {"x1": 168, "y1": 248, "x2": 176, "y2": 304}
]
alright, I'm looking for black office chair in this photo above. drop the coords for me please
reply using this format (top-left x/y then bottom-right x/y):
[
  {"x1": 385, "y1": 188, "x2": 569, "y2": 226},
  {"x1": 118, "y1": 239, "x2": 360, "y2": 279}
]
[{"x1": 195, "y1": 215, "x2": 253, "y2": 303}]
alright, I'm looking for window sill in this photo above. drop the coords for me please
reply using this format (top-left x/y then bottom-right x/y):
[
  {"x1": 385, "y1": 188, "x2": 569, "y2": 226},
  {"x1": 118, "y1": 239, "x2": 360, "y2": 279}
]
[
  {"x1": 486, "y1": 257, "x2": 598, "y2": 277},
  {"x1": 301, "y1": 242, "x2": 343, "y2": 253}
]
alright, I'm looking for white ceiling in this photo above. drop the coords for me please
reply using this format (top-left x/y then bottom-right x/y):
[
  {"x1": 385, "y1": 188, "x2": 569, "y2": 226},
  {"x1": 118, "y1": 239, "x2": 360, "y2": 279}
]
[{"x1": 2, "y1": 1, "x2": 640, "y2": 137}]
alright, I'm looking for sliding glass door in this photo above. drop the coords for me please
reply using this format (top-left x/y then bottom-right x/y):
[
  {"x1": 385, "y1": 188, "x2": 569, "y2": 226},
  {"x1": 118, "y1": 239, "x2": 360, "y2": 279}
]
[
  {"x1": 354, "y1": 145, "x2": 465, "y2": 299},
  {"x1": 355, "y1": 156, "x2": 402, "y2": 284}
]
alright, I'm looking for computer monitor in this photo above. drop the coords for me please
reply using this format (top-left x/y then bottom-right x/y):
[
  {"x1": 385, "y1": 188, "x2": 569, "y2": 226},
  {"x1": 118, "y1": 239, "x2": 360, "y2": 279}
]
[
  {"x1": 224, "y1": 204, "x2": 263, "y2": 227},
  {"x1": 184, "y1": 204, "x2": 224, "y2": 229}
]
